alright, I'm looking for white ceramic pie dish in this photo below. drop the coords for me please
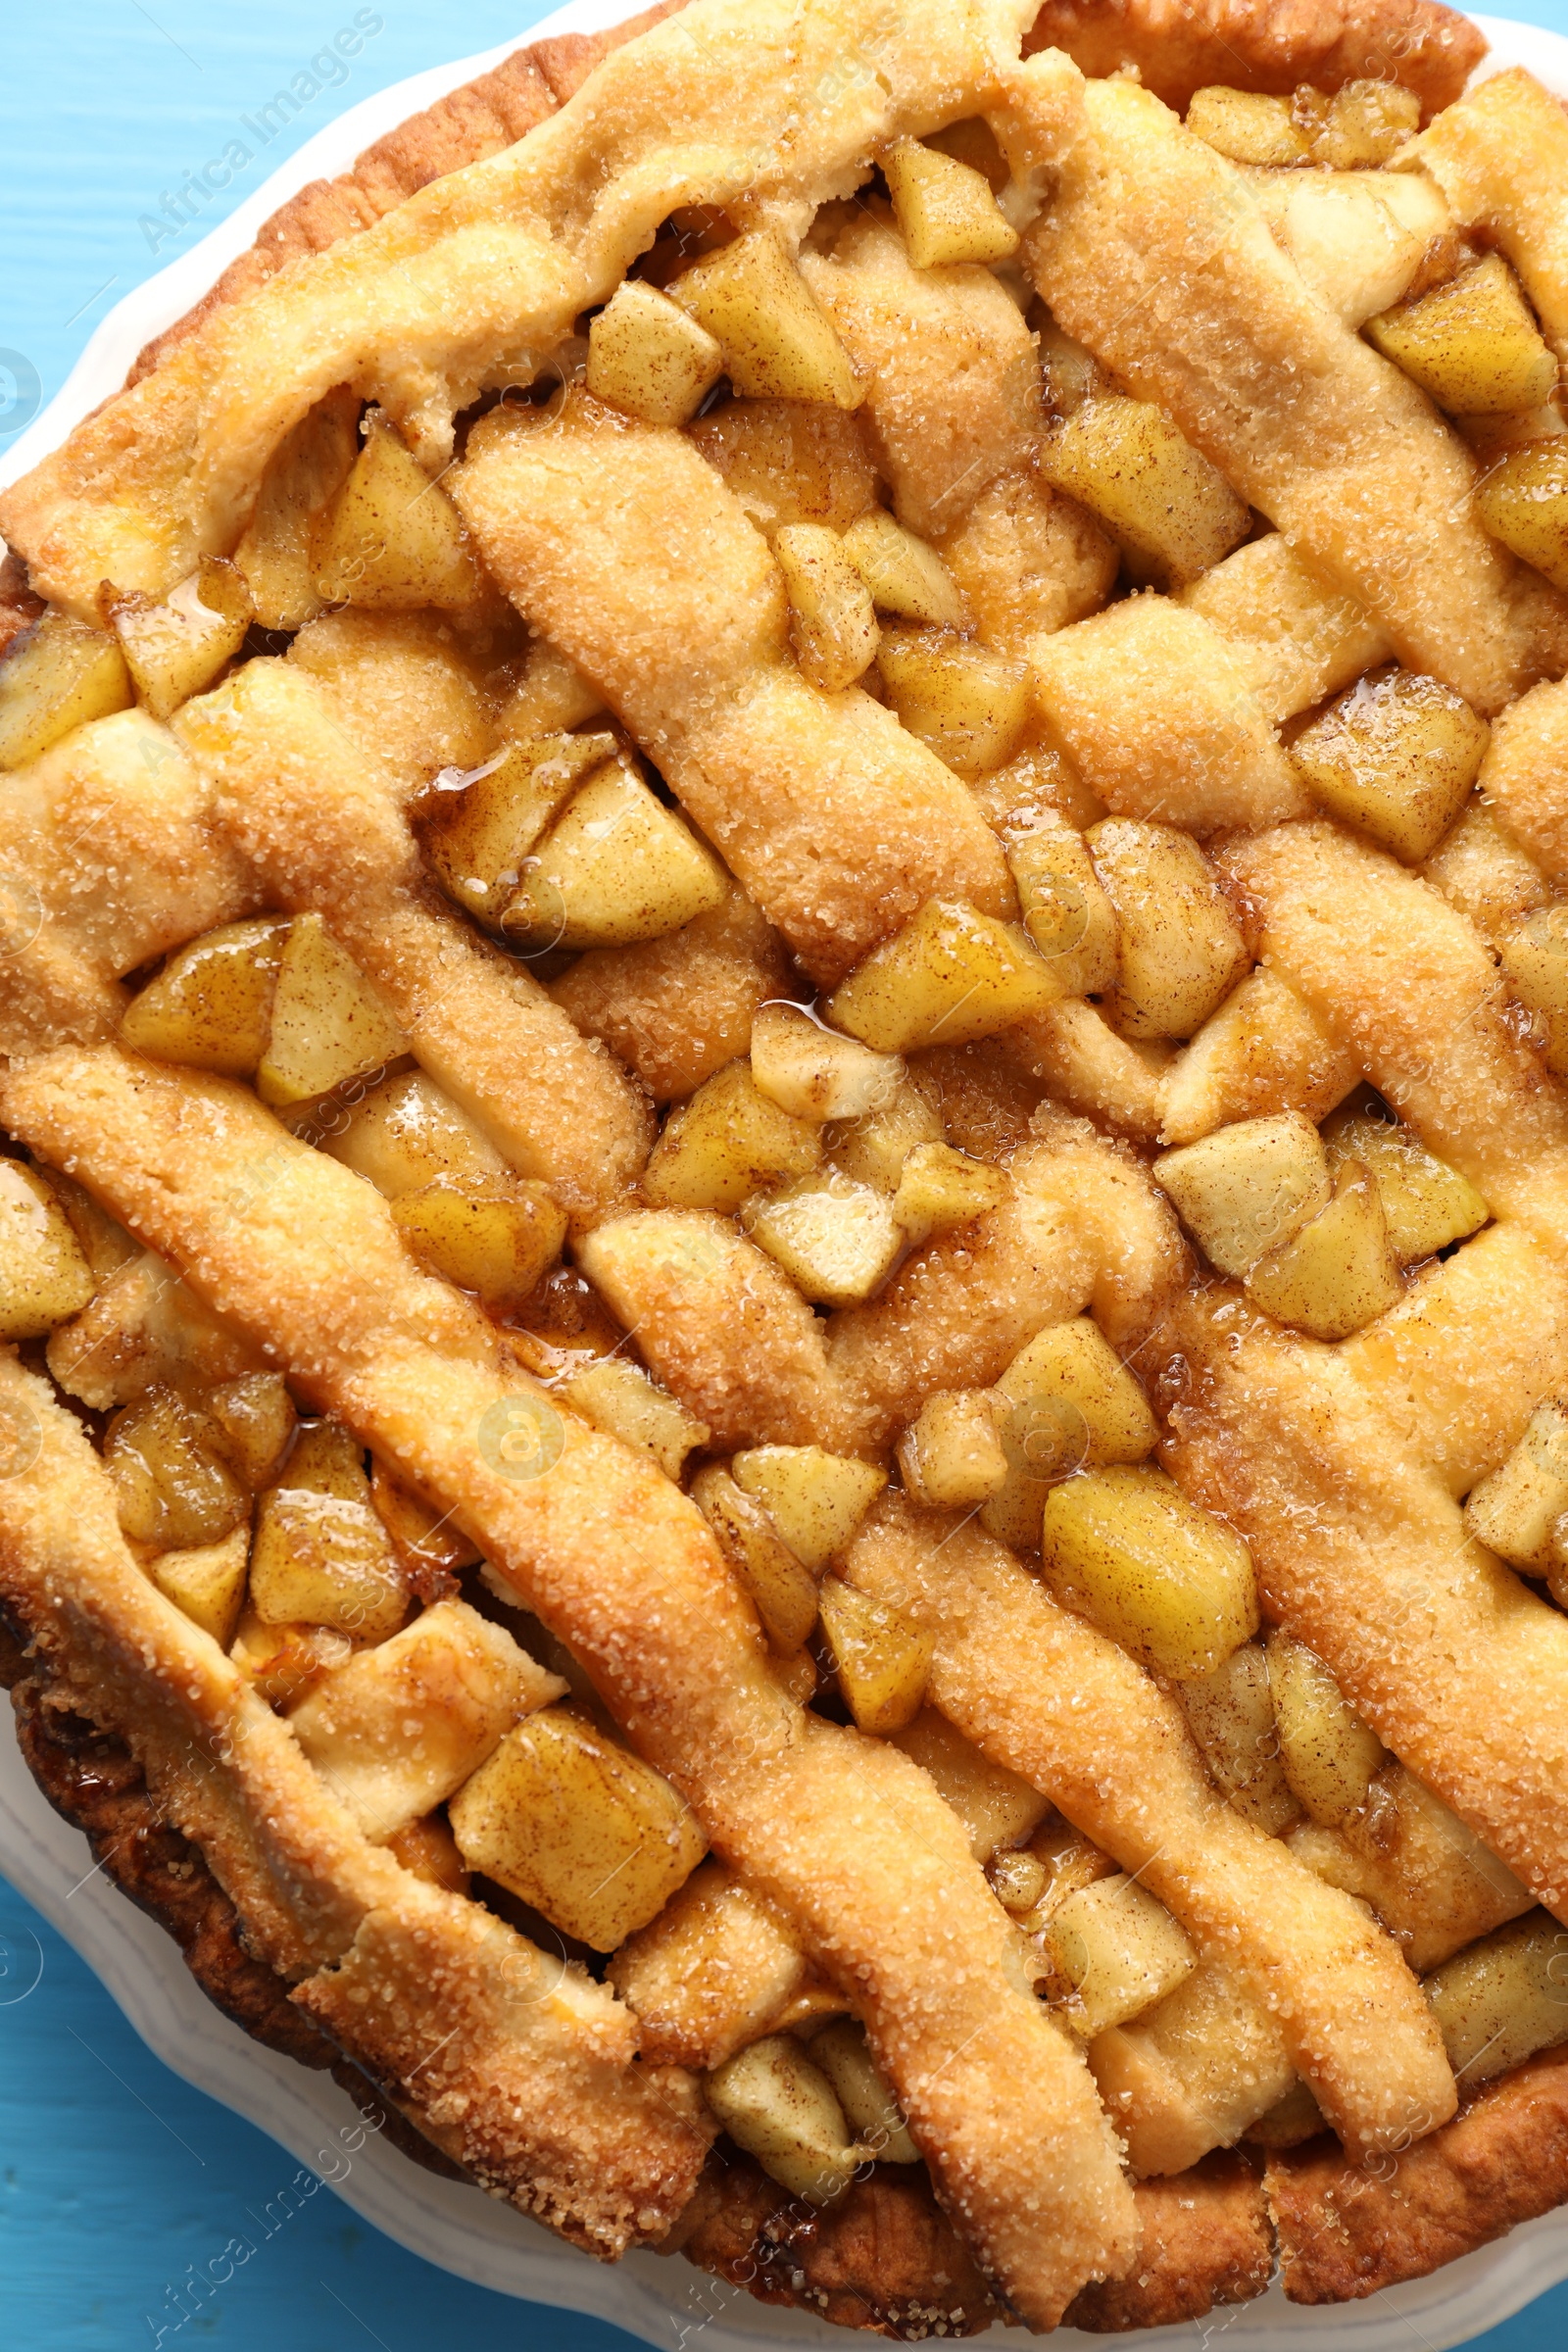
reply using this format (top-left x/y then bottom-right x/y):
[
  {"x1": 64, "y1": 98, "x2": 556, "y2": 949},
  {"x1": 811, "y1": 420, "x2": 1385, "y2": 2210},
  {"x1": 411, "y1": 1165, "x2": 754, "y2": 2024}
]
[{"x1": 3, "y1": 8, "x2": 1568, "y2": 2345}]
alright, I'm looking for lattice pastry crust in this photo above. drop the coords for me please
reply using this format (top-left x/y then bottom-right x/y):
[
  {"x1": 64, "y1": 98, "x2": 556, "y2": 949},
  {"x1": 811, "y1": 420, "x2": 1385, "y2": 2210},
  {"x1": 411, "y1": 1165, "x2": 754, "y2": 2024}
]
[{"x1": 6, "y1": 0, "x2": 1568, "y2": 2335}]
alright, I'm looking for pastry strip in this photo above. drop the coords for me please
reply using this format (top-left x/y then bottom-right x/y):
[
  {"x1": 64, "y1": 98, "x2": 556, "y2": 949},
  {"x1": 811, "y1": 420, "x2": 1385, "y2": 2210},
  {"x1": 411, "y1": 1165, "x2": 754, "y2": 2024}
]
[
  {"x1": 1469, "y1": 674, "x2": 1568, "y2": 888},
  {"x1": 453, "y1": 398, "x2": 1013, "y2": 985},
  {"x1": 127, "y1": 6, "x2": 696, "y2": 384},
  {"x1": 176, "y1": 659, "x2": 653, "y2": 1229},
  {"x1": 0, "y1": 710, "x2": 256, "y2": 1057},
  {"x1": 0, "y1": 1353, "x2": 709, "y2": 2252},
  {"x1": 844, "y1": 1496, "x2": 1456, "y2": 2157},
  {"x1": 996, "y1": 57, "x2": 1563, "y2": 712},
  {"x1": 1023, "y1": 0, "x2": 1486, "y2": 116},
  {"x1": 1159, "y1": 826, "x2": 1568, "y2": 1918},
  {"x1": 0, "y1": 0, "x2": 1041, "y2": 615},
  {"x1": 1029, "y1": 596, "x2": 1307, "y2": 833},
  {"x1": 2, "y1": 1046, "x2": 1139, "y2": 2328},
  {"x1": 1404, "y1": 68, "x2": 1568, "y2": 361},
  {"x1": 800, "y1": 213, "x2": 1047, "y2": 539},
  {"x1": 827, "y1": 1121, "x2": 1186, "y2": 1442}
]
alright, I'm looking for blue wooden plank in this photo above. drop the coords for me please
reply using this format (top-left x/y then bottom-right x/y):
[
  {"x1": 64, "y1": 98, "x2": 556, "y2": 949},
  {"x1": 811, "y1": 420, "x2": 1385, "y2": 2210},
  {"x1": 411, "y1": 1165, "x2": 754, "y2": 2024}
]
[{"x1": 4, "y1": 4, "x2": 1568, "y2": 2346}]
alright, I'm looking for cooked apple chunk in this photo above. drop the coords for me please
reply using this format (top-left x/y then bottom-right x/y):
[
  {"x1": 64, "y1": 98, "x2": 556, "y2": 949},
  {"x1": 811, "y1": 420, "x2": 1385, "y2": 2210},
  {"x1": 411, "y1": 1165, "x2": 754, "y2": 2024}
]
[
  {"x1": 288, "y1": 1597, "x2": 564, "y2": 1840},
  {"x1": 898, "y1": 1389, "x2": 1007, "y2": 1512},
  {"x1": 1424, "y1": 1912, "x2": 1568, "y2": 2089},
  {"x1": 691, "y1": 1464, "x2": 820, "y2": 1652},
  {"x1": 1366, "y1": 255, "x2": 1557, "y2": 417},
  {"x1": 392, "y1": 1177, "x2": 566, "y2": 1309},
  {"x1": 563, "y1": 1354, "x2": 709, "y2": 1480},
  {"x1": 256, "y1": 913, "x2": 409, "y2": 1107},
  {"x1": 231, "y1": 389, "x2": 359, "y2": 632},
  {"x1": 731, "y1": 1446, "x2": 886, "y2": 1573},
  {"x1": 1088, "y1": 821, "x2": 1250, "y2": 1041},
  {"x1": 249, "y1": 1419, "x2": 409, "y2": 1641},
  {"x1": 121, "y1": 917, "x2": 290, "y2": 1076},
  {"x1": 1310, "y1": 77, "x2": 1420, "y2": 169},
  {"x1": 643, "y1": 1058, "x2": 822, "y2": 1212},
  {"x1": 384, "y1": 1813, "x2": 469, "y2": 1894},
  {"x1": 1154, "y1": 1110, "x2": 1331, "y2": 1279},
  {"x1": 1013, "y1": 1819, "x2": 1121, "y2": 1933},
  {"x1": 705, "y1": 2034, "x2": 864, "y2": 2204},
  {"x1": 1036, "y1": 394, "x2": 1250, "y2": 585},
  {"x1": 586, "y1": 277, "x2": 725, "y2": 425},
  {"x1": 449, "y1": 1701, "x2": 706, "y2": 1949},
  {"x1": 817, "y1": 1577, "x2": 934, "y2": 1735},
  {"x1": 875, "y1": 626, "x2": 1030, "y2": 776},
  {"x1": 206, "y1": 1371, "x2": 296, "y2": 1491},
  {"x1": 1042, "y1": 1464, "x2": 1259, "y2": 1681},
  {"x1": 0, "y1": 610, "x2": 133, "y2": 771},
  {"x1": 1267, "y1": 1630, "x2": 1387, "y2": 1830},
  {"x1": 890, "y1": 1707, "x2": 1051, "y2": 1859},
  {"x1": 842, "y1": 512, "x2": 968, "y2": 629},
  {"x1": 230, "y1": 1610, "x2": 351, "y2": 1709},
  {"x1": 418, "y1": 732, "x2": 618, "y2": 928},
  {"x1": 809, "y1": 2019, "x2": 920, "y2": 2164},
  {"x1": 670, "y1": 228, "x2": 862, "y2": 409},
  {"x1": 46, "y1": 1250, "x2": 264, "y2": 1414},
  {"x1": 311, "y1": 409, "x2": 481, "y2": 610},
  {"x1": 1320, "y1": 1101, "x2": 1487, "y2": 1262},
  {"x1": 891, "y1": 1141, "x2": 1009, "y2": 1246},
  {"x1": 1160, "y1": 966, "x2": 1359, "y2": 1147},
  {"x1": 104, "y1": 560, "x2": 253, "y2": 722},
  {"x1": 146, "y1": 1525, "x2": 250, "y2": 1650},
  {"x1": 501, "y1": 756, "x2": 727, "y2": 950},
  {"x1": 773, "y1": 524, "x2": 879, "y2": 693},
  {"x1": 1476, "y1": 439, "x2": 1568, "y2": 591},
  {"x1": 1463, "y1": 1401, "x2": 1568, "y2": 1571},
  {"x1": 882, "y1": 135, "x2": 1020, "y2": 269},
  {"x1": 1185, "y1": 86, "x2": 1312, "y2": 166},
  {"x1": 685, "y1": 399, "x2": 879, "y2": 540},
  {"x1": 369, "y1": 1459, "x2": 480, "y2": 1577},
  {"x1": 1245, "y1": 1159, "x2": 1403, "y2": 1340},
  {"x1": 1041, "y1": 1875, "x2": 1197, "y2": 2037},
  {"x1": 0, "y1": 1160, "x2": 97, "y2": 1341},
  {"x1": 1288, "y1": 667, "x2": 1490, "y2": 861},
  {"x1": 1006, "y1": 815, "x2": 1118, "y2": 996},
  {"x1": 1498, "y1": 907, "x2": 1568, "y2": 1078},
  {"x1": 105, "y1": 1385, "x2": 250, "y2": 1550},
  {"x1": 824, "y1": 1073, "x2": 944, "y2": 1192},
  {"x1": 744, "y1": 1169, "x2": 905, "y2": 1305},
  {"x1": 42, "y1": 1169, "x2": 137, "y2": 1288},
  {"x1": 1180, "y1": 1642, "x2": 1300, "y2": 1837},
  {"x1": 983, "y1": 1317, "x2": 1158, "y2": 1549},
  {"x1": 318, "y1": 1068, "x2": 508, "y2": 1200},
  {"x1": 826, "y1": 900, "x2": 1063, "y2": 1053},
  {"x1": 750, "y1": 1004, "x2": 902, "y2": 1125}
]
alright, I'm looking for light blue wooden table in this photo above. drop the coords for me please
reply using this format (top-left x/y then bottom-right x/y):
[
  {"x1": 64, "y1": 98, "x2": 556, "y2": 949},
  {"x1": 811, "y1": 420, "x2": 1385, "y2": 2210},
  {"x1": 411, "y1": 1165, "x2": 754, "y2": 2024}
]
[{"x1": 4, "y1": 5, "x2": 1568, "y2": 2346}]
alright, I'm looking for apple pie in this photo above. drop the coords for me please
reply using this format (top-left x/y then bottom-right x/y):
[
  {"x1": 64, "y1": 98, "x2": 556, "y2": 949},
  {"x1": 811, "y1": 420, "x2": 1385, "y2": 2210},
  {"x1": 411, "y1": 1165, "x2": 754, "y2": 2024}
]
[{"x1": 6, "y1": 0, "x2": 1568, "y2": 2331}]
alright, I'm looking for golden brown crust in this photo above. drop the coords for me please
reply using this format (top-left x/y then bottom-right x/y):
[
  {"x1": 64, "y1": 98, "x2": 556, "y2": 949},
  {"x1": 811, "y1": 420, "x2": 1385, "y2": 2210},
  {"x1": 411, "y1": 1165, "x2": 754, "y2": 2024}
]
[
  {"x1": 1064, "y1": 2152, "x2": 1274, "y2": 2332},
  {"x1": 674, "y1": 2145, "x2": 1274, "y2": 2338},
  {"x1": 1267, "y1": 2049, "x2": 1568, "y2": 2302},
  {"x1": 1024, "y1": 0, "x2": 1487, "y2": 118},
  {"x1": 123, "y1": 5, "x2": 688, "y2": 389},
  {"x1": 674, "y1": 2152, "x2": 1001, "y2": 2337}
]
